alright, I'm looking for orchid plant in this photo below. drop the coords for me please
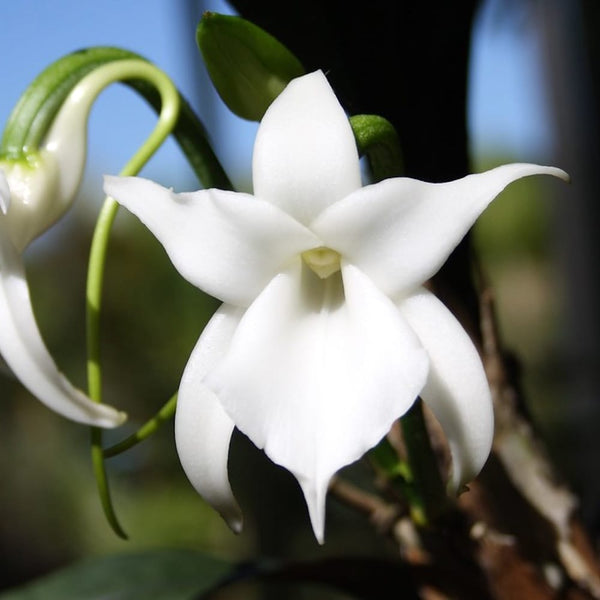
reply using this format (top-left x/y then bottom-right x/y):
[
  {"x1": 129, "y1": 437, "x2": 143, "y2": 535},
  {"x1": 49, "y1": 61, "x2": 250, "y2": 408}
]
[{"x1": 0, "y1": 10, "x2": 573, "y2": 598}]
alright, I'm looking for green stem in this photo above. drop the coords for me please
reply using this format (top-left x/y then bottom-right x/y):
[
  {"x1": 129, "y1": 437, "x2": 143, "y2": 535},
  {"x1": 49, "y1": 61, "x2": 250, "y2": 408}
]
[
  {"x1": 400, "y1": 399, "x2": 448, "y2": 525},
  {"x1": 103, "y1": 393, "x2": 177, "y2": 458},
  {"x1": 80, "y1": 60, "x2": 180, "y2": 539},
  {"x1": 1, "y1": 48, "x2": 134, "y2": 157},
  {"x1": 369, "y1": 401, "x2": 447, "y2": 526},
  {"x1": 90, "y1": 428, "x2": 127, "y2": 539},
  {"x1": 127, "y1": 81, "x2": 232, "y2": 190},
  {"x1": 86, "y1": 60, "x2": 180, "y2": 399}
]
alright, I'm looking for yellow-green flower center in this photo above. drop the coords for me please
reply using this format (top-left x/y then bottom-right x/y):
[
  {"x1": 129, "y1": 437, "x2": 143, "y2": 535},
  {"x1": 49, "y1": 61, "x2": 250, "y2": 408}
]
[{"x1": 302, "y1": 247, "x2": 341, "y2": 279}]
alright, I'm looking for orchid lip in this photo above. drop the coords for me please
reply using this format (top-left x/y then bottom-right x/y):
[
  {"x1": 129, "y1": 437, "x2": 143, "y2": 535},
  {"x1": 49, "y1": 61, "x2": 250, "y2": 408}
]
[{"x1": 301, "y1": 247, "x2": 341, "y2": 279}]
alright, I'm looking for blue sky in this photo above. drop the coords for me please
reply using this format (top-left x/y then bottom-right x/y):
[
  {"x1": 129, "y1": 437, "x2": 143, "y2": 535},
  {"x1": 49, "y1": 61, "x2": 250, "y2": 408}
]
[
  {"x1": 0, "y1": 0, "x2": 555, "y2": 190},
  {"x1": 468, "y1": 0, "x2": 555, "y2": 163}
]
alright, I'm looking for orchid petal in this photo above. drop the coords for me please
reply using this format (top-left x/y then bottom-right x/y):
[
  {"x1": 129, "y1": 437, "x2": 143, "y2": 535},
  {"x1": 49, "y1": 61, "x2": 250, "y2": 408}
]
[
  {"x1": 313, "y1": 164, "x2": 569, "y2": 298},
  {"x1": 175, "y1": 303, "x2": 244, "y2": 533},
  {"x1": 206, "y1": 261, "x2": 428, "y2": 542},
  {"x1": 0, "y1": 227, "x2": 125, "y2": 427},
  {"x1": 253, "y1": 70, "x2": 362, "y2": 225},
  {"x1": 398, "y1": 287, "x2": 493, "y2": 492},
  {"x1": 104, "y1": 176, "x2": 320, "y2": 307},
  {"x1": 0, "y1": 158, "x2": 61, "y2": 252},
  {"x1": 0, "y1": 170, "x2": 9, "y2": 215}
]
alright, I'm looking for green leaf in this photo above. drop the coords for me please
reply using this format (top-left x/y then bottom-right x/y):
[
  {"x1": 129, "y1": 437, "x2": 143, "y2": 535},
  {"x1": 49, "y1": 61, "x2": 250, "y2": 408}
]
[
  {"x1": 197, "y1": 12, "x2": 305, "y2": 121},
  {"x1": 0, "y1": 549, "x2": 232, "y2": 600}
]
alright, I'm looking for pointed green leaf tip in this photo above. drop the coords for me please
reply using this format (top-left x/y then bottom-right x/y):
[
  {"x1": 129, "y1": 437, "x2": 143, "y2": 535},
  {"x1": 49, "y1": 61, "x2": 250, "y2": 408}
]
[{"x1": 197, "y1": 12, "x2": 305, "y2": 121}]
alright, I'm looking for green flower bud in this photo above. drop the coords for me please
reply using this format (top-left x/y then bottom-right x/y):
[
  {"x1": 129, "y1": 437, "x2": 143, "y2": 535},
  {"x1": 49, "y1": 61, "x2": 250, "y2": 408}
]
[{"x1": 197, "y1": 12, "x2": 305, "y2": 121}]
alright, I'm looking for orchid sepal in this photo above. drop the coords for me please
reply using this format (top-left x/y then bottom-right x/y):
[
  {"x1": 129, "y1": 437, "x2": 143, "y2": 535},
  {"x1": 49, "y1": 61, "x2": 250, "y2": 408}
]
[
  {"x1": 0, "y1": 158, "x2": 128, "y2": 427},
  {"x1": 0, "y1": 215, "x2": 126, "y2": 427}
]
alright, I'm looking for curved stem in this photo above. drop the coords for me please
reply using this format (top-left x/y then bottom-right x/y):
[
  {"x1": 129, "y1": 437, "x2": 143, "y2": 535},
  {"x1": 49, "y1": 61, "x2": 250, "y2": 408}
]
[
  {"x1": 1, "y1": 48, "x2": 134, "y2": 157},
  {"x1": 85, "y1": 61, "x2": 180, "y2": 403},
  {"x1": 1, "y1": 46, "x2": 232, "y2": 190},
  {"x1": 103, "y1": 393, "x2": 177, "y2": 458},
  {"x1": 126, "y1": 81, "x2": 233, "y2": 190},
  {"x1": 76, "y1": 60, "x2": 180, "y2": 539},
  {"x1": 400, "y1": 399, "x2": 448, "y2": 524}
]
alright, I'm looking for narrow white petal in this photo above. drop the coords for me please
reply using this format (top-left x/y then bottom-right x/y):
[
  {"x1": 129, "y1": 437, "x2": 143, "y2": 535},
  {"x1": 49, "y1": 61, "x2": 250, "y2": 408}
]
[
  {"x1": 0, "y1": 170, "x2": 10, "y2": 215},
  {"x1": 398, "y1": 288, "x2": 494, "y2": 492},
  {"x1": 206, "y1": 261, "x2": 428, "y2": 542},
  {"x1": 104, "y1": 176, "x2": 320, "y2": 307},
  {"x1": 313, "y1": 164, "x2": 569, "y2": 298},
  {"x1": 253, "y1": 71, "x2": 362, "y2": 225},
  {"x1": 0, "y1": 229, "x2": 125, "y2": 427},
  {"x1": 175, "y1": 304, "x2": 245, "y2": 533}
]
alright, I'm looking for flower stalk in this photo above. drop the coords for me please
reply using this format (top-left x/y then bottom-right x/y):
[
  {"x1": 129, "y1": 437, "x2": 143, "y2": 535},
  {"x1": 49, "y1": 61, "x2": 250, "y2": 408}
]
[
  {"x1": 103, "y1": 393, "x2": 178, "y2": 458},
  {"x1": 400, "y1": 399, "x2": 449, "y2": 523},
  {"x1": 48, "y1": 59, "x2": 181, "y2": 538}
]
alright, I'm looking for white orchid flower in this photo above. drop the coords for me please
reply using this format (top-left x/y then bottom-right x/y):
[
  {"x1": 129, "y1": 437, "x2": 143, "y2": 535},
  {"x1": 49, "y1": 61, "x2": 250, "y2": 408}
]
[
  {"x1": 0, "y1": 85, "x2": 126, "y2": 427},
  {"x1": 104, "y1": 70, "x2": 568, "y2": 543}
]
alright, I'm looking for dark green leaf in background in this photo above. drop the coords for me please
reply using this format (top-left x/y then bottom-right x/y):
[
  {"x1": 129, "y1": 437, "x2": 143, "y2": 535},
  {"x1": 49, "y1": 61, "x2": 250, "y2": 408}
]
[{"x1": 0, "y1": 549, "x2": 232, "y2": 600}]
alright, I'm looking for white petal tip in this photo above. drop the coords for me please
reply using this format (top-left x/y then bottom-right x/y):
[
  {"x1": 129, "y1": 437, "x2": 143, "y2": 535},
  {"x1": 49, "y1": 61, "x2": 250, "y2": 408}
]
[
  {"x1": 539, "y1": 165, "x2": 570, "y2": 183},
  {"x1": 104, "y1": 409, "x2": 128, "y2": 428},
  {"x1": 446, "y1": 474, "x2": 471, "y2": 498},
  {"x1": 0, "y1": 169, "x2": 10, "y2": 214},
  {"x1": 445, "y1": 441, "x2": 491, "y2": 498},
  {"x1": 227, "y1": 515, "x2": 244, "y2": 535},
  {"x1": 102, "y1": 174, "x2": 135, "y2": 202},
  {"x1": 84, "y1": 406, "x2": 128, "y2": 429},
  {"x1": 63, "y1": 382, "x2": 128, "y2": 427},
  {"x1": 308, "y1": 512, "x2": 325, "y2": 545},
  {"x1": 102, "y1": 173, "x2": 118, "y2": 186},
  {"x1": 298, "y1": 477, "x2": 327, "y2": 545},
  {"x1": 503, "y1": 163, "x2": 571, "y2": 186}
]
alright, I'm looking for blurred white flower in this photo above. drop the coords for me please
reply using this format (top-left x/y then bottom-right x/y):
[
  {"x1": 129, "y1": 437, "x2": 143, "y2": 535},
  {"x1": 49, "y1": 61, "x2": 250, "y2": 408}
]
[{"x1": 0, "y1": 78, "x2": 126, "y2": 428}]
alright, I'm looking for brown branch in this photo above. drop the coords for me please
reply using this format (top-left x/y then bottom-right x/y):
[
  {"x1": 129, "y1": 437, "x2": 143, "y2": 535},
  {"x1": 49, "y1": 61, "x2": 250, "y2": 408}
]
[
  {"x1": 329, "y1": 475, "x2": 493, "y2": 599},
  {"x1": 459, "y1": 276, "x2": 600, "y2": 599},
  {"x1": 329, "y1": 476, "x2": 404, "y2": 537},
  {"x1": 329, "y1": 272, "x2": 600, "y2": 599}
]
